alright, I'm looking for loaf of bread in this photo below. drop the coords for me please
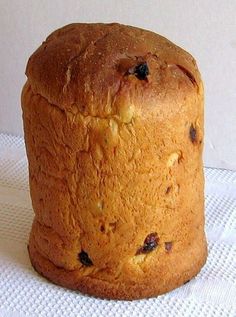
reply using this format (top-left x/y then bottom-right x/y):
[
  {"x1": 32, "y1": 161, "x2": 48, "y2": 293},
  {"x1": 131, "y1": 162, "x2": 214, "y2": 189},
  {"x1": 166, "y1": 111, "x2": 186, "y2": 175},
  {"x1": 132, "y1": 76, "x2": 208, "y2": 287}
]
[{"x1": 22, "y1": 23, "x2": 207, "y2": 300}]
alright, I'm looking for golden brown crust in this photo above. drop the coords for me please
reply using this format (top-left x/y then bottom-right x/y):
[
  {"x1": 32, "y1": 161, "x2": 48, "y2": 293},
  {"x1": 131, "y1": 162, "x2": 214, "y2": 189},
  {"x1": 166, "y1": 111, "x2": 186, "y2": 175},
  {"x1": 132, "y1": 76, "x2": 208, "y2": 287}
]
[
  {"x1": 22, "y1": 23, "x2": 207, "y2": 300},
  {"x1": 26, "y1": 23, "x2": 201, "y2": 115}
]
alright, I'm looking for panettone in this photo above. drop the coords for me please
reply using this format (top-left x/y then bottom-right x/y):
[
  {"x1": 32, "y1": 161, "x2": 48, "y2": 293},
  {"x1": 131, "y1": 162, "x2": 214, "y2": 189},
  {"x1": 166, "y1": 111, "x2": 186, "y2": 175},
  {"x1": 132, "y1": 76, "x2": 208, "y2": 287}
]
[{"x1": 21, "y1": 23, "x2": 207, "y2": 300}]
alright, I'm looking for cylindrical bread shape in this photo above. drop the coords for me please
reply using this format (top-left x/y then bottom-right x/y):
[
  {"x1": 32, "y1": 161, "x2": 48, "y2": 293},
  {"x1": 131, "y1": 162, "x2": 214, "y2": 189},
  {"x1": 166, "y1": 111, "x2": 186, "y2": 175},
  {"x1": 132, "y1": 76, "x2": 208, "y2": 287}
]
[{"x1": 22, "y1": 23, "x2": 207, "y2": 300}]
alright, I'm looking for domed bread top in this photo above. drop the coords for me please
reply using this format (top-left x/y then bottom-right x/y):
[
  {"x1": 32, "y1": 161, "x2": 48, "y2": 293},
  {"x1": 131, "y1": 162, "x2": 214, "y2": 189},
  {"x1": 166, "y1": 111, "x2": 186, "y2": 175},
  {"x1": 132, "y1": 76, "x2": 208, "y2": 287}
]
[{"x1": 26, "y1": 23, "x2": 201, "y2": 119}]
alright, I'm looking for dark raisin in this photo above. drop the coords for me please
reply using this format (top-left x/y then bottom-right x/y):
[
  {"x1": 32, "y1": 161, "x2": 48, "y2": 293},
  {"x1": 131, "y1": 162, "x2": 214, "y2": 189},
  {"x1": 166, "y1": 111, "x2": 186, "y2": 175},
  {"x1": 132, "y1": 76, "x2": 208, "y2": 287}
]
[
  {"x1": 78, "y1": 250, "x2": 93, "y2": 266},
  {"x1": 189, "y1": 124, "x2": 197, "y2": 143},
  {"x1": 134, "y1": 62, "x2": 149, "y2": 80},
  {"x1": 100, "y1": 224, "x2": 105, "y2": 233},
  {"x1": 136, "y1": 232, "x2": 159, "y2": 255},
  {"x1": 127, "y1": 62, "x2": 149, "y2": 80},
  {"x1": 166, "y1": 186, "x2": 171, "y2": 194},
  {"x1": 165, "y1": 241, "x2": 172, "y2": 252}
]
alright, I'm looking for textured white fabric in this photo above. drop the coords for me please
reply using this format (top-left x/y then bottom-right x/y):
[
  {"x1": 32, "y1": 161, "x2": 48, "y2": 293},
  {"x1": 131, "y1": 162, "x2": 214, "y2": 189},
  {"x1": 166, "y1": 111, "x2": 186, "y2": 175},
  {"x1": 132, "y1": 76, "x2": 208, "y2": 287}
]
[{"x1": 0, "y1": 133, "x2": 236, "y2": 317}]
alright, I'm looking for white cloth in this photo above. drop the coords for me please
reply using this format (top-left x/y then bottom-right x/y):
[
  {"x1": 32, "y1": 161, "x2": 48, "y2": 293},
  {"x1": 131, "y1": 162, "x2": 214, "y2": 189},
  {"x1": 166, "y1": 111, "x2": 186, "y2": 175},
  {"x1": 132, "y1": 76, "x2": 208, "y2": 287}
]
[{"x1": 0, "y1": 133, "x2": 236, "y2": 317}]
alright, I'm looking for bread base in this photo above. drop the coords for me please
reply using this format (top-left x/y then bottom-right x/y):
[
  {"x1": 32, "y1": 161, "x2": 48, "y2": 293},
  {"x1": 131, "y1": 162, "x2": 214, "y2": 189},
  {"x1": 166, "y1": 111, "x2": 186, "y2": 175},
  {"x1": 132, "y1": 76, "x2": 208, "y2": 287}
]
[{"x1": 28, "y1": 235, "x2": 207, "y2": 300}]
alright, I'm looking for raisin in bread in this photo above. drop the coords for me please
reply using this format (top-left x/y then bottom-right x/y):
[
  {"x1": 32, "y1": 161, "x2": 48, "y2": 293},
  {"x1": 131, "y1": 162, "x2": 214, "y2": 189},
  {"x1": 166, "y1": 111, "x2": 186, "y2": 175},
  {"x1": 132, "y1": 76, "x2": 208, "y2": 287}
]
[{"x1": 21, "y1": 23, "x2": 207, "y2": 300}]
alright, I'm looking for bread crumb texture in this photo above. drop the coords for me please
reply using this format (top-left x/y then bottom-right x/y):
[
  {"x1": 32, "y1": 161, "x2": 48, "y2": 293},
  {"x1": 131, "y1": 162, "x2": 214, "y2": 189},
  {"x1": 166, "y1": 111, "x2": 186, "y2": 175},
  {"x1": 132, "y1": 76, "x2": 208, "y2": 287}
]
[{"x1": 22, "y1": 23, "x2": 207, "y2": 300}]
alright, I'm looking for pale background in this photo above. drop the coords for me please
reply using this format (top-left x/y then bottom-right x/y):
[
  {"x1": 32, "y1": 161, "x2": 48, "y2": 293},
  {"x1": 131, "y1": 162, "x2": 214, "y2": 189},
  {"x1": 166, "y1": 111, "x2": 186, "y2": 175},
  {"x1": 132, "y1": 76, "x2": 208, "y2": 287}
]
[{"x1": 0, "y1": 0, "x2": 236, "y2": 170}]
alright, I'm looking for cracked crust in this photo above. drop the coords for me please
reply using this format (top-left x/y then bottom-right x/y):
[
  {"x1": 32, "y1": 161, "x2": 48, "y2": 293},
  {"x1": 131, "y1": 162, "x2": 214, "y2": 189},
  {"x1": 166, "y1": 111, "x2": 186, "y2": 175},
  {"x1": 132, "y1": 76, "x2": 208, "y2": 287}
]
[{"x1": 22, "y1": 23, "x2": 207, "y2": 300}]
